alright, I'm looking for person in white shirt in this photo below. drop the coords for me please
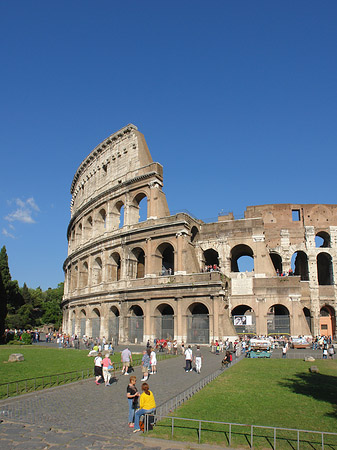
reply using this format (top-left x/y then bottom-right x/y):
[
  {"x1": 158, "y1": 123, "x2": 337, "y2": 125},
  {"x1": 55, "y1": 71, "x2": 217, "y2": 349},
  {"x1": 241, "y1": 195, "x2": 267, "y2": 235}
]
[
  {"x1": 150, "y1": 348, "x2": 157, "y2": 374},
  {"x1": 94, "y1": 352, "x2": 103, "y2": 385},
  {"x1": 185, "y1": 345, "x2": 193, "y2": 372}
]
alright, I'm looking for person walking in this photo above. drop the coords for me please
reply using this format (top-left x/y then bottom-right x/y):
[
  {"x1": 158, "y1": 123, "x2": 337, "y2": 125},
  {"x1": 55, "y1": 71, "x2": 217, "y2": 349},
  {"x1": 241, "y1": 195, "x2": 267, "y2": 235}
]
[
  {"x1": 185, "y1": 345, "x2": 193, "y2": 372},
  {"x1": 121, "y1": 347, "x2": 132, "y2": 375},
  {"x1": 194, "y1": 345, "x2": 203, "y2": 374},
  {"x1": 94, "y1": 352, "x2": 103, "y2": 385},
  {"x1": 102, "y1": 353, "x2": 112, "y2": 386},
  {"x1": 127, "y1": 375, "x2": 140, "y2": 428},
  {"x1": 150, "y1": 347, "x2": 157, "y2": 374},
  {"x1": 133, "y1": 382, "x2": 156, "y2": 433},
  {"x1": 141, "y1": 349, "x2": 151, "y2": 381}
]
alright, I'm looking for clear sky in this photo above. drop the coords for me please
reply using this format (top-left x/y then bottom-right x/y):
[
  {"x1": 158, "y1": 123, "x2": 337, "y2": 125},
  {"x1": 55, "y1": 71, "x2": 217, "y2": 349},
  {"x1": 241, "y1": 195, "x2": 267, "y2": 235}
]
[{"x1": 1, "y1": 1, "x2": 337, "y2": 290}]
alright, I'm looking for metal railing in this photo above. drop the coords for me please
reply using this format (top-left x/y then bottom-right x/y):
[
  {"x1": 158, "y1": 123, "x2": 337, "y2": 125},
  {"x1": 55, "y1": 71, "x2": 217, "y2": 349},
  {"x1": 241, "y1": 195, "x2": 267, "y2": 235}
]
[
  {"x1": 147, "y1": 415, "x2": 337, "y2": 449},
  {"x1": 0, "y1": 353, "x2": 173, "y2": 399}
]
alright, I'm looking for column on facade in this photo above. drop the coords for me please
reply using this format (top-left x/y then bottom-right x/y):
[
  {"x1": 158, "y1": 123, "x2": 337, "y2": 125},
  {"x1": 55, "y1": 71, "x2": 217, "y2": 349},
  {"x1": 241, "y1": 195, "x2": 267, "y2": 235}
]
[
  {"x1": 175, "y1": 297, "x2": 184, "y2": 343},
  {"x1": 147, "y1": 180, "x2": 161, "y2": 219},
  {"x1": 144, "y1": 300, "x2": 151, "y2": 342},
  {"x1": 175, "y1": 232, "x2": 187, "y2": 274},
  {"x1": 255, "y1": 297, "x2": 268, "y2": 336},
  {"x1": 145, "y1": 237, "x2": 154, "y2": 276},
  {"x1": 100, "y1": 304, "x2": 109, "y2": 339}
]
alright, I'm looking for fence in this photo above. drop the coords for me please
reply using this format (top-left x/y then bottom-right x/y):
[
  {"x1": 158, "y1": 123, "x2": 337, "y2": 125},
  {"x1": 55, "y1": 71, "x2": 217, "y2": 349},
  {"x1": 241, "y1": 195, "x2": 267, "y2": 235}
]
[
  {"x1": 0, "y1": 353, "x2": 172, "y2": 399},
  {"x1": 146, "y1": 415, "x2": 337, "y2": 450}
]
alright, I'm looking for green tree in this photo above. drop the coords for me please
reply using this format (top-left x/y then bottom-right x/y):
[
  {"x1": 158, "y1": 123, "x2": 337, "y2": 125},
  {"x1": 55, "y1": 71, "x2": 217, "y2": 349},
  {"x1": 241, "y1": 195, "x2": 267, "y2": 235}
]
[
  {"x1": 0, "y1": 270, "x2": 7, "y2": 344},
  {"x1": 0, "y1": 246, "x2": 24, "y2": 313}
]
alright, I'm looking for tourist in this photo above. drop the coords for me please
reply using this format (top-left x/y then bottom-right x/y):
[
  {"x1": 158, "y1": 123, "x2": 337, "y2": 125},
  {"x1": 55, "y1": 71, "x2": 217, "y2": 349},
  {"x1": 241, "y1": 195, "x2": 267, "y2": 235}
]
[
  {"x1": 328, "y1": 345, "x2": 334, "y2": 359},
  {"x1": 121, "y1": 347, "x2": 132, "y2": 375},
  {"x1": 94, "y1": 352, "x2": 103, "y2": 385},
  {"x1": 323, "y1": 346, "x2": 328, "y2": 359},
  {"x1": 133, "y1": 382, "x2": 156, "y2": 433},
  {"x1": 102, "y1": 353, "x2": 112, "y2": 386},
  {"x1": 127, "y1": 375, "x2": 140, "y2": 428},
  {"x1": 181, "y1": 340, "x2": 185, "y2": 355},
  {"x1": 150, "y1": 347, "x2": 157, "y2": 374},
  {"x1": 185, "y1": 345, "x2": 193, "y2": 372},
  {"x1": 194, "y1": 345, "x2": 203, "y2": 374},
  {"x1": 282, "y1": 343, "x2": 288, "y2": 359},
  {"x1": 141, "y1": 349, "x2": 151, "y2": 381}
]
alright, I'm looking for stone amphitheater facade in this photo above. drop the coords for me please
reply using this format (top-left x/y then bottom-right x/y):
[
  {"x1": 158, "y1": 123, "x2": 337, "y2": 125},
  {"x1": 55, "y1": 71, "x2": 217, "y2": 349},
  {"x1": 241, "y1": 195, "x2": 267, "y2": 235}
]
[{"x1": 62, "y1": 124, "x2": 337, "y2": 343}]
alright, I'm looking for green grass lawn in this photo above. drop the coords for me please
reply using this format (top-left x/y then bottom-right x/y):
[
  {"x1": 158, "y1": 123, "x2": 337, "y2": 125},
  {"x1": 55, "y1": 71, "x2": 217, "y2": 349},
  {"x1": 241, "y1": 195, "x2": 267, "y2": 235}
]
[
  {"x1": 0, "y1": 345, "x2": 144, "y2": 398},
  {"x1": 151, "y1": 359, "x2": 337, "y2": 449}
]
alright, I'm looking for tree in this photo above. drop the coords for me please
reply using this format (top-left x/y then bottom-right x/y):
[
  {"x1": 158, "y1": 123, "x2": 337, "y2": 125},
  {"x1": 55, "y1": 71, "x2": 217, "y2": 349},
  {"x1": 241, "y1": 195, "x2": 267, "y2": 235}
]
[
  {"x1": 0, "y1": 270, "x2": 7, "y2": 344},
  {"x1": 0, "y1": 246, "x2": 24, "y2": 313}
]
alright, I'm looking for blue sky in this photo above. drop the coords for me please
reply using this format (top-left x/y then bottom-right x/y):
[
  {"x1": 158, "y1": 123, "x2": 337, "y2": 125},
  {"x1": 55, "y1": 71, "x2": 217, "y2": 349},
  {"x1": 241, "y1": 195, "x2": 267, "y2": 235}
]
[{"x1": 1, "y1": 1, "x2": 337, "y2": 289}]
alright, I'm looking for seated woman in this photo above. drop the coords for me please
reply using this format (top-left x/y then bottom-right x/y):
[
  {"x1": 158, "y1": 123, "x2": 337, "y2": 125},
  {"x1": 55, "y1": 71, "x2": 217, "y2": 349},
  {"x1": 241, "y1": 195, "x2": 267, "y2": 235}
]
[
  {"x1": 133, "y1": 382, "x2": 156, "y2": 433},
  {"x1": 221, "y1": 351, "x2": 231, "y2": 369}
]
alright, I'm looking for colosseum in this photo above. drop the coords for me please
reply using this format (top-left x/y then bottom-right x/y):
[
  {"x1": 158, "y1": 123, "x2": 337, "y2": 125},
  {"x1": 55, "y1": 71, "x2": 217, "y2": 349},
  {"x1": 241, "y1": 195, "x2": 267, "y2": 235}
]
[{"x1": 62, "y1": 124, "x2": 337, "y2": 344}]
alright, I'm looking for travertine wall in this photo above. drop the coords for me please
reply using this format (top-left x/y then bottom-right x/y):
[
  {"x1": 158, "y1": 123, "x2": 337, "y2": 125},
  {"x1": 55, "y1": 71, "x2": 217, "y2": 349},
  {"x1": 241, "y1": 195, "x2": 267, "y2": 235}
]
[{"x1": 62, "y1": 126, "x2": 337, "y2": 343}]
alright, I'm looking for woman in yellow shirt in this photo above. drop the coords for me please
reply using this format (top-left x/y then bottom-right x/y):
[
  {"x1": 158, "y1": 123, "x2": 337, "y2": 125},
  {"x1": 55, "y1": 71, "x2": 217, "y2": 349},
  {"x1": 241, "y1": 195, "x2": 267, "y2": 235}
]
[{"x1": 133, "y1": 382, "x2": 156, "y2": 432}]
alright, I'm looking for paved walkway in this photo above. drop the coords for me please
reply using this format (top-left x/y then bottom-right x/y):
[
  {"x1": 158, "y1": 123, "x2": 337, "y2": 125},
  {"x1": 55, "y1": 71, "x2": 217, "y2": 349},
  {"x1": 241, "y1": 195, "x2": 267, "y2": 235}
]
[{"x1": 0, "y1": 346, "x2": 228, "y2": 449}]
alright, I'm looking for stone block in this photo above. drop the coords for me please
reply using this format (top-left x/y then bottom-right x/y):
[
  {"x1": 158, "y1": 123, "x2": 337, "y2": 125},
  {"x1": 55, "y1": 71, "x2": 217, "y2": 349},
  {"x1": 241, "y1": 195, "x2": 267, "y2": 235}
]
[
  {"x1": 8, "y1": 353, "x2": 24, "y2": 362},
  {"x1": 304, "y1": 356, "x2": 315, "y2": 362},
  {"x1": 309, "y1": 365, "x2": 319, "y2": 373}
]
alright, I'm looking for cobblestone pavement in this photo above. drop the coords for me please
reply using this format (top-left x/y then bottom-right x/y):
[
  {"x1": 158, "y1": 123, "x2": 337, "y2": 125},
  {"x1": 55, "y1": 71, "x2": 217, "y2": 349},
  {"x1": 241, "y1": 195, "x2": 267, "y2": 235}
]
[{"x1": 0, "y1": 346, "x2": 229, "y2": 449}]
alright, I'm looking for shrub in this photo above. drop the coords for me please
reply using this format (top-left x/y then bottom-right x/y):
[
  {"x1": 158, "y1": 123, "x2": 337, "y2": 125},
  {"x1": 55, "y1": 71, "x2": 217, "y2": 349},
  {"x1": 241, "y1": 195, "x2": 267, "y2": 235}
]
[{"x1": 20, "y1": 333, "x2": 32, "y2": 345}]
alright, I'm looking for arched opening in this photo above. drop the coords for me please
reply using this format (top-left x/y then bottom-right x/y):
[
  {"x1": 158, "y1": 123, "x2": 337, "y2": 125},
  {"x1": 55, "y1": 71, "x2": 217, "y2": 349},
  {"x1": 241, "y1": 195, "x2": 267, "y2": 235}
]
[
  {"x1": 303, "y1": 307, "x2": 312, "y2": 333},
  {"x1": 231, "y1": 244, "x2": 254, "y2": 272},
  {"x1": 231, "y1": 305, "x2": 256, "y2": 334},
  {"x1": 319, "y1": 305, "x2": 336, "y2": 337},
  {"x1": 71, "y1": 310, "x2": 76, "y2": 335},
  {"x1": 108, "y1": 305, "x2": 120, "y2": 345},
  {"x1": 191, "y1": 226, "x2": 199, "y2": 243},
  {"x1": 134, "y1": 192, "x2": 148, "y2": 223},
  {"x1": 155, "y1": 304, "x2": 174, "y2": 340},
  {"x1": 317, "y1": 252, "x2": 333, "y2": 285},
  {"x1": 91, "y1": 308, "x2": 101, "y2": 339},
  {"x1": 115, "y1": 201, "x2": 124, "y2": 229},
  {"x1": 203, "y1": 249, "x2": 219, "y2": 270},
  {"x1": 187, "y1": 302, "x2": 209, "y2": 344},
  {"x1": 109, "y1": 252, "x2": 121, "y2": 281},
  {"x1": 157, "y1": 243, "x2": 175, "y2": 275},
  {"x1": 315, "y1": 231, "x2": 330, "y2": 248},
  {"x1": 80, "y1": 309, "x2": 86, "y2": 337},
  {"x1": 128, "y1": 305, "x2": 144, "y2": 343},
  {"x1": 71, "y1": 265, "x2": 78, "y2": 291},
  {"x1": 131, "y1": 247, "x2": 145, "y2": 279},
  {"x1": 80, "y1": 261, "x2": 88, "y2": 288},
  {"x1": 267, "y1": 304, "x2": 290, "y2": 335},
  {"x1": 270, "y1": 252, "x2": 283, "y2": 275},
  {"x1": 92, "y1": 257, "x2": 102, "y2": 284},
  {"x1": 291, "y1": 251, "x2": 309, "y2": 281},
  {"x1": 85, "y1": 216, "x2": 93, "y2": 240},
  {"x1": 97, "y1": 208, "x2": 107, "y2": 232},
  {"x1": 77, "y1": 223, "x2": 82, "y2": 245}
]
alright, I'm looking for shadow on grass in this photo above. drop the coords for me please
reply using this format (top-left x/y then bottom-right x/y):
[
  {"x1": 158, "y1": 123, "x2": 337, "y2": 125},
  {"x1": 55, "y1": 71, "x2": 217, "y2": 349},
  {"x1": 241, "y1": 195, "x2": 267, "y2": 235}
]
[{"x1": 280, "y1": 372, "x2": 337, "y2": 419}]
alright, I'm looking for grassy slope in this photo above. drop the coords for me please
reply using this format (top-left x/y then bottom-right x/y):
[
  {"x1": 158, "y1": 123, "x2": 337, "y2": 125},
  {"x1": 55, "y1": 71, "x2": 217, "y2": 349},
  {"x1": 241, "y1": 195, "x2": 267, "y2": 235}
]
[{"x1": 152, "y1": 359, "x2": 337, "y2": 447}]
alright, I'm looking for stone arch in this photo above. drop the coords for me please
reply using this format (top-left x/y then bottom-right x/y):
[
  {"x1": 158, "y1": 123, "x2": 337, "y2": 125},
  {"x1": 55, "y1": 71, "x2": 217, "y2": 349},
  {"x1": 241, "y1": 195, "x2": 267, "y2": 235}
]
[
  {"x1": 71, "y1": 309, "x2": 76, "y2": 335},
  {"x1": 76, "y1": 223, "x2": 82, "y2": 245},
  {"x1": 270, "y1": 252, "x2": 283, "y2": 275},
  {"x1": 80, "y1": 309, "x2": 87, "y2": 337},
  {"x1": 84, "y1": 216, "x2": 93, "y2": 240},
  {"x1": 231, "y1": 305, "x2": 256, "y2": 334},
  {"x1": 187, "y1": 302, "x2": 209, "y2": 344},
  {"x1": 319, "y1": 305, "x2": 336, "y2": 337},
  {"x1": 303, "y1": 307, "x2": 312, "y2": 333},
  {"x1": 154, "y1": 303, "x2": 175, "y2": 340},
  {"x1": 132, "y1": 191, "x2": 148, "y2": 223},
  {"x1": 92, "y1": 256, "x2": 103, "y2": 285},
  {"x1": 190, "y1": 226, "x2": 199, "y2": 243},
  {"x1": 291, "y1": 251, "x2": 309, "y2": 281},
  {"x1": 156, "y1": 242, "x2": 175, "y2": 275},
  {"x1": 108, "y1": 252, "x2": 121, "y2": 281},
  {"x1": 128, "y1": 305, "x2": 144, "y2": 343},
  {"x1": 79, "y1": 261, "x2": 89, "y2": 288},
  {"x1": 231, "y1": 244, "x2": 254, "y2": 272},
  {"x1": 267, "y1": 304, "x2": 290, "y2": 335},
  {"x1": 96, "y1": 208, "x2": 107, "y2": 233},
  {"x1": 91, "y1": 307, "x2": 101, "y2": 339},
  {"x1": 317, "y1": 252, "x2": 333, "y2": 285},
  {"x1": 108, "y1": 305, "x2": 120, "y2": 345},
  {"x1": 71, "y1": 264, "x2": 78, "y2": 291},
  {"x1": 203, "y1": 248, "x2": 219, "y2": 269},
  {"x1": 130, "y1": 247, "x2": 145, "y2": 279},
  {"x1": 114, "y1": 200, "x2": 125, "y2": 229},
  {"x1": 315, "y1": 231, "x2": 330, "y2": 248}
]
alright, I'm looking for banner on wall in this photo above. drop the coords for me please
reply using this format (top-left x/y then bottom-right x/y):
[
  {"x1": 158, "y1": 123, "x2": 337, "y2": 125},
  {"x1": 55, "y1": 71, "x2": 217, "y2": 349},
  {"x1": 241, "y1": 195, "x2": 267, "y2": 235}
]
[{"x1": 233, "y1": 315, "x2": 252, "y2": 326}]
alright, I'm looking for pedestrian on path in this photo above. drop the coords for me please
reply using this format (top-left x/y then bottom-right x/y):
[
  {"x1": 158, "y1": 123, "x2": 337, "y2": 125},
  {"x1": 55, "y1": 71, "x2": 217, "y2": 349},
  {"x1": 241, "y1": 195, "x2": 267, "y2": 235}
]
[
  {"x1": 102, "y1": 353, "x2": 112, "y2": 386},
  {"x1": 133, "y1": 382, "x2": 156, "y2": 433},
  {"x1": 127, "y1": 375, "x2": 140, "y2": 428},
  {"x1": 121, "y1": 347, "x2": 132, "y2": 375},
  {"x1": 150, "y1": 347, "x2": 157, "y2": 374},
  {"x1": 94, "y1": 352, "x2": 103, "y2": 385},
  {"x1": 185, "y1": 345, "x2": 193, "y2": 372},
  {"x1": 141, "y1": 349, "x2": 151, "y2": 381},
  {"x1": 194, "y1": 345, "x2": 203, "y2": 373}
]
